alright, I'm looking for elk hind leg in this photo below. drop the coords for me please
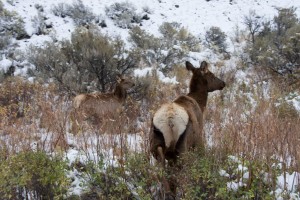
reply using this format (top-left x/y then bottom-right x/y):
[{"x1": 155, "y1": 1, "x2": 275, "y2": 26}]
[{"x1": 157, "y1": 146, "x2": 175, "y2": 199}]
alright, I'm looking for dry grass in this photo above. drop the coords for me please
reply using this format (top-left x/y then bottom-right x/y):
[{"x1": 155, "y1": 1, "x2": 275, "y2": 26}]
[
  {"x1": 205, "y1": 83, "x2": 300, "y2": 173},
  {"x1": 0, "y1": 74, "x2": 299, "y2": 192}
]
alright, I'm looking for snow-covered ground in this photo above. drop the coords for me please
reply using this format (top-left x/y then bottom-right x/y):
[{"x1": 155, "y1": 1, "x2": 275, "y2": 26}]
[{"x1": 2, "y1": 0, "x2": 300, "y2": 50}]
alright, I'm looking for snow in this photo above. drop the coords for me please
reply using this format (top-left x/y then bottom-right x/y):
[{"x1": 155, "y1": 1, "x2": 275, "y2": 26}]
[
  {"x1": 2, "y1": 0, "x2": 300, "y2": 52},
  {"x1": 134, "y1": 67, "x2": 178, "y2": 84},
  {"x1": 277, "y1": 172, "x2": 300, "y2": 192},
  {"x1": 134, "y1": 67, "x2": 152, "y2": 77},
  {"x1": 0, "y1": 56, "x2": 12, "y2": 73}
]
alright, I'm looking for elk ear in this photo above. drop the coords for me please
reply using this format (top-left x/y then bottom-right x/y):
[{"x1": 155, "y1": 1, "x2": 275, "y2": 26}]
[
  {"x1": 200, "y1": 61, "x2": 209, "y2": 73},
  {"x1": 186, "y1": 61, "x2": 195, "y2": 72}
]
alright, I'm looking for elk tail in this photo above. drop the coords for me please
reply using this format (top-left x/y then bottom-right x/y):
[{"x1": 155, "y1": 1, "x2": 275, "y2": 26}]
[
  {"x1": 153, "y1": 103, "x2": 189, "y2": 152},
  {"x1": 167, "y1": 117, "x2": 177, "y2": 152}
]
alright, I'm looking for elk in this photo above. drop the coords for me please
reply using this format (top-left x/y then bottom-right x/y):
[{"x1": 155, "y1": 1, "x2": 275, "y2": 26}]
[
  {"x1": 71, "y1": 75, "x2": 135, "y2": 134},
  {"x1": 149, "y1": 61, "x2": 226, "y2": 199}
]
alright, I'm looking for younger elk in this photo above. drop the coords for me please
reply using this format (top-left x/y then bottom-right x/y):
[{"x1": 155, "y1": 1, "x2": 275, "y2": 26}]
[
  {"x1": 71, "y1": 75, "x2": 135, "y2": 134},
  {"x1": 149, "y1": 61, "x2": 225, "y2": 199}
]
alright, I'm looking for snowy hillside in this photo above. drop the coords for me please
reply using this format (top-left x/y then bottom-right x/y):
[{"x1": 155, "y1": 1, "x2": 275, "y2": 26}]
[{"x1": 2, "y1": 0, "x2": 300, "y2": 51}]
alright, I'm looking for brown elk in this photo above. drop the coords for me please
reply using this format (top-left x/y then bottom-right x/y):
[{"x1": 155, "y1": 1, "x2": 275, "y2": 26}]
[
  {"x1": 149, "y1": 61, "x2": 225, "y2": 199},
  {"x1": 71, "y1": 75, "x2": 135, "y2": 134}
]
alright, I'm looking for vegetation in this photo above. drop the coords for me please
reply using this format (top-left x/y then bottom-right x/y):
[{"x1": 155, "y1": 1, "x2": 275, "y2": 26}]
[
  {"x1": 244, "y1": 7, "x2": 300, "y2": 86},
  {"x1": 28, "y1": 27, "x2": 138, "y2": 93},
  {"x1": 51, "y1": 0, "x2": 96, "y2": 26},
  {"x1": 105, "y1": 1, "x2": 142, "y2": 29},
  {"x1": 0, "y1": 1, "x2": 27, "y2": 40},
  {"x1": 129, "y1": 22, "x2": 200, "y2": 73},
  {"x1": 0, "y1": 1, "x2": 299, "y2": 199},
  {"x1": 0, "y1": 0, "x2": 26, "y2": 53},
  {"x1": 0, "y1": 151, "x2": 70, "y2": 200},
  {"x1": 205, "y1": 26, "x2": 228, "y2": 54}
]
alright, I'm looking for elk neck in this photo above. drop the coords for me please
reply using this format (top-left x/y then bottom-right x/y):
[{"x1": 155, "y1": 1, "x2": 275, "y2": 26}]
[
  {"x1": 187, "y1": 89, "x2": 208, "y2": 112},
  {"x1": 113, "y1": 84, "x2": 127, "y2": 102}
]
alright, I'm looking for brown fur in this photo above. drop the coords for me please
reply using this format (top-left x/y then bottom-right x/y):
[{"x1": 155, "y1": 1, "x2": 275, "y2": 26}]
[
  {"x1": 70, "y1": 76, "x2": 135, "y2": 134},
  {"x1": 149, "y1": 61, "x2": 226, "y2": 197}
]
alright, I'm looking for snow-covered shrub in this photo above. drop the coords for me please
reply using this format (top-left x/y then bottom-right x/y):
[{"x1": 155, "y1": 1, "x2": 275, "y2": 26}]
[
  {"x1": 159, "y1": 22, "x2": 200, "y2": 51},
  {"x1": 0, "y1": 2, "x2": 27, "y2": 40},
  {"x1": 129, "y1": 26, "x2": 168, "y2": 67},
  {"x1": 67, "y1": 0, "x2": 96, "y2": 26},
  {"x1": 129, "y1": 24, "x2": 199, "y2": 73},
  {"x1": 129, "y1": 26, "x2": 156, "y2": 50},
  {"x1": 0, "y1": 35, "x2": 11, "y2": 52},
  {"x1": 105, "y1": 2, "x2": 142, "y2": 29},
  {"x1": 32, "y1": 11, "x2": 48, "y2": 35},
  {"x1": 51, "y1": 3, "x2": 68, "y2": 18},
  {"x1": 51, "y1": 0, "x2": 96, "y2": 26},
  {"x1": 159, "y1": 22, "x2": 181, "y2": 47},
  {"x1": 205, "y1": 26, "x2": 228, "y2": 53}
]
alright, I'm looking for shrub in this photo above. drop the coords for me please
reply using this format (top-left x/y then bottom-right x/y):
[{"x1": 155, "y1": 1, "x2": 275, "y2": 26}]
[
  {"x1": 274, "y1": 7, "x2": 298, "y2": 36},
  {"x1": 129, "y1": 26, "x2": 155, "y2": 50},
  {"x1": 0, "y1": 35, "x2": 11, "y2": 52},
  {"x1": 245, "y1": 7, "x2": 300, "y2": 86},
  {"x1": 159, "y1": 22, "x2": 200, "y2": 51},
  {"x1": 0, "y1": 151, "x2": 70, "y2": 199},
  {"x1": 205, "y1": 26, "x2": 228, "y2": 53},
  {"x1": 276, "y1": 101, "x2": 299, "y2": 119},
  {"x1": 82, "y1": 153, "x2": 159, "y2": 199},
  {"x1": 51, "y1": 0, "x2": 96, "y2": 26},
  {"x1": 0, "y1": 2, "x2": 27, "y2": 40},
  {"x1": 105, "y1": 2, "x2": 141, "y2": 29},
  {"x1": 51, "y1": 3, "x2": 68, "y2": 18},
  {"x1": 27, "y1": 41, "x2": 74, "y2": 92},
  {"x1": 0, "y1": 77, "x2": 37, "y2": 124},
  {"x1": 178, "y1": 150, "x2": 226, "y2": 199},
  {"x1": 32, "y1": 11, "x2": 48, "y2": 35},
  {"x1": 129, "y1": 23, "x2": 199, "y2": 73},
  {"x1": 29, "y1": 27, "x2": 138, "y2": 93},
  {"x1": 243, "y1": 10, "x2": 263, "y2": 44},
  {"x1": 67, "y1": 0, "x2": 96, "y2": 26},
  {"x1": 62, "y1": 27, "x2": 138, "y2": 92}
]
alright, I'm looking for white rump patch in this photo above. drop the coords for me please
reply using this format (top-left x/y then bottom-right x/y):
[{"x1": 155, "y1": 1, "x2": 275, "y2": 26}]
[{"x1": 153, "y1": 103, "x2": 189, "y2": 148}]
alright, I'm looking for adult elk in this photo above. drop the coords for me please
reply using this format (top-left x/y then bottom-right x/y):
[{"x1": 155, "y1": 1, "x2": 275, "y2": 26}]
[
  {"x1": 149, "y1": 61, "x2": 225, "y2": 199},
  {"x1": 71, "y1": 75, "x2": 135, "y2": 134}
]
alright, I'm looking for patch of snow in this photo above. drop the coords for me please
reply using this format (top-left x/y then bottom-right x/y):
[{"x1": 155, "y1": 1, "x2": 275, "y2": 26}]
[
  {"x1": 134, "y1": 67, "x2": 152, "y2": 77},
  {"x1": 0, "y1": 57, "x2": 13, "y2": 73},
  {"x1": 235, "y1": 69, "x2": 247, "y2": 84},
  {"x1": 156, "y1": 70, "x2": 178, "y2": 84},
  {"x1": 277, "y1": 172, "x2": 300, "y2": 193},
  {"x1": 134, "y1": 67, "x2": 178, "y2": 84},
  {"x1": 227, "y1": 181, "x2": 244, "y2": 191}
]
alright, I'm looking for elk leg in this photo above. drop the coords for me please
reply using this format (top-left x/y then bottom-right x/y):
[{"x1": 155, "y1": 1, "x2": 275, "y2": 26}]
[
  {"x1": 157, "y1": 146, "x2": 165, "y2": 168},
  {"x1": 157, "y1": 146, "x2": 175, "y2": 199}
]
